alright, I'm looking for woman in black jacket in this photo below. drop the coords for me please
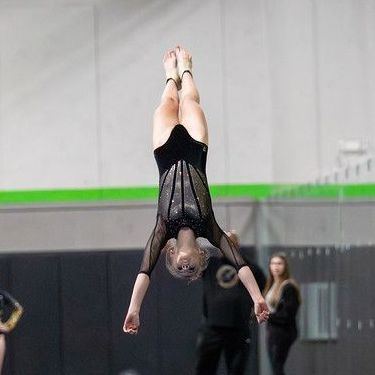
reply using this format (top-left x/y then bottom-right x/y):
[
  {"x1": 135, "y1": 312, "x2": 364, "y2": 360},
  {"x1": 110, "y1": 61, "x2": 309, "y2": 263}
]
[{"x1": 264, "y1": 253, "x2": 301, "y2": 375}]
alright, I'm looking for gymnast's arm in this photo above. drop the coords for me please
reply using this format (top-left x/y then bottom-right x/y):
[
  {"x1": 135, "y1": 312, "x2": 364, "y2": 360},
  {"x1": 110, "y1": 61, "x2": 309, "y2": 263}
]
[
  {"x1": 123, "y1": 215, "x2": 167, "y2": 334},
  {"x1": 123, "y1": 274, "x2": 150, "y2": 335},
  {"x1": 207, "y1": 224, "x2": 269, "y2": 323},
  {"x1": 237, "y1": 267, "x2": 269, "y2": 322},
  {"x1": 222, "y1": 231, "x2": 264, "y2": 300}
]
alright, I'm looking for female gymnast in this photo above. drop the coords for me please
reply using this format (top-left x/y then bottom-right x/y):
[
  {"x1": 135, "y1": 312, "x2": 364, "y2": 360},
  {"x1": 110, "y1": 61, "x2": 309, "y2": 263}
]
[
  {"x1": 123, "y1": 46, "x2": 269, "y2": 335},
  {"x1": 264, "y1": 253, "x2": 301, "y2": 375},
  {"x1": 0, "y1": 289, "x2": 23, "y2": 372}
]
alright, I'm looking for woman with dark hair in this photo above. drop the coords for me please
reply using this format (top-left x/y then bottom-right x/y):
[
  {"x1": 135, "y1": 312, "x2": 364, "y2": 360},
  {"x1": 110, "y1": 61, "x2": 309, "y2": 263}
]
[
  {"x1": 123, "y1": 46, "x2": 269, "y2": 335},
  {"x1": 0, "y1": 289, "x2": 23, "y2": 372},
  {"x1": 264, "y1": 253, "x2": 301, "y2": 375}
]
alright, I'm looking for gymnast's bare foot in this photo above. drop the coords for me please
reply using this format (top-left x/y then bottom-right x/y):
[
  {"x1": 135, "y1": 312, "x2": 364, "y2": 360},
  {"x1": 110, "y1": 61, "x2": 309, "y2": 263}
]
[
  {"x1": 163, "y1": 49, "x2": 180, "y2": 89},
  {"x1": 175, "y1": 45, "x2": 193, "y2": 80}
]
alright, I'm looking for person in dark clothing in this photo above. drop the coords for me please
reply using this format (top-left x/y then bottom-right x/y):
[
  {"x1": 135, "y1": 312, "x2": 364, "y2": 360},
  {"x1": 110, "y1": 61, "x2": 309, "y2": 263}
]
[
  {"x1": 0, "y1": 289, "x2": 23, "y2": 372},
  {"x1": 195, "y1": 231, "x2": 267, "y2": 375},
  {"x1": 264, "y1": 253, "x2": 301, "y2": 375},
  {"x1": 123, "y1": 46, "x2": 269, "y2": 335}
]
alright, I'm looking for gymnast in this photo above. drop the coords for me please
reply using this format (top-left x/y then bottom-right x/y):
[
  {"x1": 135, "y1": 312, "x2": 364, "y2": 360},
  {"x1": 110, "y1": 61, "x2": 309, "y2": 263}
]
[{"x1": 123, "y1": 46, "x2": 269, "y2": 335}]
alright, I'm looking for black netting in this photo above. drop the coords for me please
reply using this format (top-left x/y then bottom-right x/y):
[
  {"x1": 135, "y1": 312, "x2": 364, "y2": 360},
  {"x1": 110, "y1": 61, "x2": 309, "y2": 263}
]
[
  {"x1": 139, "y1": 215, "x2": 168, "y2": 275},
  {"x1": 206, "y1": 215, "x2": 247, "y2": 270}
]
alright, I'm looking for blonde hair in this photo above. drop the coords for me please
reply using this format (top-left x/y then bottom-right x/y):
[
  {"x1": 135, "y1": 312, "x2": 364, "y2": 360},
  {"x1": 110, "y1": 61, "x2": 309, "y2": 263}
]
[{"x1": 164, "y1": 238, "x2": 209, "y2": 282}]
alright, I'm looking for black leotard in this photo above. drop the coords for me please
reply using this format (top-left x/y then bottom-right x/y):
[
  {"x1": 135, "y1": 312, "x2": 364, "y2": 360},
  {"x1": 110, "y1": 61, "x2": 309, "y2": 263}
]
[{"x1": 139, "y1": 124, "x2": 246, "y2": 276}]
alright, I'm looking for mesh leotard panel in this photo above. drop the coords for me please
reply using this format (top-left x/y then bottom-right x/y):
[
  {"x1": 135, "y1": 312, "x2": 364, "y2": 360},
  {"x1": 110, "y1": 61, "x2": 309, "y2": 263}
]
[{"x1": 139, "y1": 125, "x2": 246, "y2": 276}]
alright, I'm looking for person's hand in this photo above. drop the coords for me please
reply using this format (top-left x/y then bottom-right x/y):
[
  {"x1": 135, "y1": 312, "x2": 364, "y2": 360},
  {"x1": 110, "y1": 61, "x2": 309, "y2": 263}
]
[
  {"x1": 254, "y1": 300, "x2": 269, "y2": 324},
  {"x1": 225, "y1": 230, "x2": 239, "y2": 248},
  {"x1": 123, "y1": 310, "x2": 140, "y2": 335}
]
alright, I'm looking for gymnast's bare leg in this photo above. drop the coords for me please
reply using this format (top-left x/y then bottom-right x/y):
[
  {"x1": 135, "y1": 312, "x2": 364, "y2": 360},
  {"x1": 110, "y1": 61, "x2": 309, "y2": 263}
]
[
  {"x1": 176, "y1": 46, "x2": 208, "y2": 146},
  {"x1": 153, "y1": 49, "x2": 180, "y2": 150}
]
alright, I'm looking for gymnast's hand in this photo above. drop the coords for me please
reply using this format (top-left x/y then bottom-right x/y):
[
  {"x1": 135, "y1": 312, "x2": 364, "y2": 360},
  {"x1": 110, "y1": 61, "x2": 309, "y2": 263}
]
[
  {"x1": 123, "y1": 310, "x2": 140, "y2": 335},
  {"x1": 254, "y1": 300, "x2": 270, "y2": 324}
]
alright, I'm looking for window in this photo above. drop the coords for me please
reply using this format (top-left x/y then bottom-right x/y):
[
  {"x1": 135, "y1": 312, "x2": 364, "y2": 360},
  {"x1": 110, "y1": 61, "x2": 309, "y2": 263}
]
[{"x1": 299, "y1": 282, "x2": 337, "y2": 340}]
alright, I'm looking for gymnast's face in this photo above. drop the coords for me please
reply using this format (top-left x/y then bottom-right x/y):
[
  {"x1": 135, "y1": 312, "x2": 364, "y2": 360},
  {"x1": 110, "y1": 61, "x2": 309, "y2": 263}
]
[
  {"x1": 270, "y1": 256, "x2": 286, "y2": 278},
  {"x1": 165, "y1": 239, "x2": 208, "y2": 281},
  {"x1": 171, "y1": 244, "x2": 201, "y2": 274}
]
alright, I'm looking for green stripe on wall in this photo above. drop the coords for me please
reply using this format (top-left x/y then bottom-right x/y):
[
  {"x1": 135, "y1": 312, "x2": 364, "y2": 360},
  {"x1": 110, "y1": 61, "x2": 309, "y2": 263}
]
[
  {"x1": 0, "y1": 184, "x2": 375, "y2": 205},
  {"x1": 277, "y1": 183, "x2": 375, "y2": 199},
  {"x1": 0, "y1": 187, "x2": 159, "y2": 204}
]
